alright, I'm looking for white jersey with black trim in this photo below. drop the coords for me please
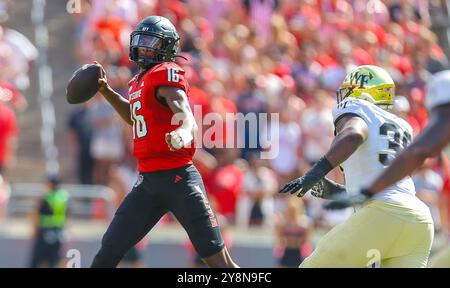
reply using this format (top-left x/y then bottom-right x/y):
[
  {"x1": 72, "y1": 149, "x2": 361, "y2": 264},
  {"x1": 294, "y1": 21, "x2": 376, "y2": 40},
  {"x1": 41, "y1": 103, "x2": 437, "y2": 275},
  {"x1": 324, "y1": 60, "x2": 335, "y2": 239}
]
[
  {"x1": 426, "y1": 70, "x2": 450, "y2": 111},
  {"x1": 332, "y1": 98, "x2": 417, "y2": 205}
]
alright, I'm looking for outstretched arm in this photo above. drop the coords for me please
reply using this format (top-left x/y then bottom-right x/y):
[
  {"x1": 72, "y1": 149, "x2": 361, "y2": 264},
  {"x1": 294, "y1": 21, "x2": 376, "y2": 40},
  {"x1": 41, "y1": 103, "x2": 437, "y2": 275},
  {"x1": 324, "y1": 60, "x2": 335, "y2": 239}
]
[{"x1": 280, "y1": 115, "x2": 368, "y2": 196}]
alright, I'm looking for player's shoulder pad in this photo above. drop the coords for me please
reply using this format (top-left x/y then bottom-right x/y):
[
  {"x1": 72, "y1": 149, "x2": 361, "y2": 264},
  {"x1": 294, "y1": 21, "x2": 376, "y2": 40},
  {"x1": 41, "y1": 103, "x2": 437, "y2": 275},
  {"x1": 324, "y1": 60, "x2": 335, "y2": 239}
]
[
  {"x1": 148, "y1": 62, "x2": 187, "y2": 90},
  {"x1": 151, "y1": 62, "x2": 185, "y2": 73},
  {"x1": 426, "y1": 70, "x2": 450, "y2": 111},
  {"x1": 332, "y1": 98, "x2": 371, "y2": 126}
]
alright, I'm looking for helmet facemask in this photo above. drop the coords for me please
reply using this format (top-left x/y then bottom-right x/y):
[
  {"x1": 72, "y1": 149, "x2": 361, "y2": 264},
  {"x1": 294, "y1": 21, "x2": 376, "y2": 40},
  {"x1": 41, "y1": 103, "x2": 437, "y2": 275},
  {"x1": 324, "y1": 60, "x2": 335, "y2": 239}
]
[{"x1": 129, "y1": 32, "x2": 180, "y2": 69}]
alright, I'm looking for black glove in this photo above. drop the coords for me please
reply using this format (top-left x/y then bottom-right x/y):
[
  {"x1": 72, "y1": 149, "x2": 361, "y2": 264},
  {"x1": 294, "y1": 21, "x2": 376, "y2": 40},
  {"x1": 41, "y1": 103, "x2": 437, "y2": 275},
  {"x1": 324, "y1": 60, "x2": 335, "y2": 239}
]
[
  {"x1": 310, "y1": 177, "x2": 347, "y2": 200},
  {"x1": 280, "y1": 157, "x2": 333, "y2": 197},
  {"x1": 324, "y1": 189, "x2": 373, "y2": 210}
]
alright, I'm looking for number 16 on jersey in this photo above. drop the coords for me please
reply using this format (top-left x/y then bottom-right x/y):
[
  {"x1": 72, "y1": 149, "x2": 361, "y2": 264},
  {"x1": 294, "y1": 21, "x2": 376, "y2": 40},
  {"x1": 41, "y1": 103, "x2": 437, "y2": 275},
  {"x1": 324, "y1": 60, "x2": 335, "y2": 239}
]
[{"x1": 131, "y1": 100, "x2": 148, "y2": 139}]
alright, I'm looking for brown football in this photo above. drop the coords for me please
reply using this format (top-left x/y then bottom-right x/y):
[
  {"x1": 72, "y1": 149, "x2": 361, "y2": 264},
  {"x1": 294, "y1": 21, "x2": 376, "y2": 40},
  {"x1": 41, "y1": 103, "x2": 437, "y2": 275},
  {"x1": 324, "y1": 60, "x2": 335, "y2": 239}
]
[{"x1": 66, "y1": 63, "x2": 102, "y2": 104}]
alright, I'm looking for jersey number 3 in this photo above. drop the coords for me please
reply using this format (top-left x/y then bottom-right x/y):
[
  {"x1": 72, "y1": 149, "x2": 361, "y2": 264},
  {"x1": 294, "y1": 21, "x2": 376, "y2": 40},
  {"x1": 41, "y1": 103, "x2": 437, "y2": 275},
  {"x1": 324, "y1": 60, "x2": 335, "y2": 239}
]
[
  {"x1": 379, "y1": 122, "x2": 412, "y2": 165},
  {"x1": 131, "y1": 100, "x2": 148, "y2": 139}
]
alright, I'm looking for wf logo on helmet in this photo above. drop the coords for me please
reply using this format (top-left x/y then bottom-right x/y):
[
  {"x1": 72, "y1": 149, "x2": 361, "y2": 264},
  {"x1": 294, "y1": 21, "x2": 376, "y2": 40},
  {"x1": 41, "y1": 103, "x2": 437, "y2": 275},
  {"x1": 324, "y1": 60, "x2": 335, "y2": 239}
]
[{"x1": 347, "y1": 71, "x2": 374, "y2": 88}]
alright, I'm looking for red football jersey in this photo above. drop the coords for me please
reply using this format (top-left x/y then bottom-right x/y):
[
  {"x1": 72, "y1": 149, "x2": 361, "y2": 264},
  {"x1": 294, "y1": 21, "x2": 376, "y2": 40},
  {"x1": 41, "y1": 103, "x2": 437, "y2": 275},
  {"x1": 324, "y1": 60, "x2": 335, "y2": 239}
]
[{"x1": 128, "y1": 62, "x2": 195, "y2": 172}]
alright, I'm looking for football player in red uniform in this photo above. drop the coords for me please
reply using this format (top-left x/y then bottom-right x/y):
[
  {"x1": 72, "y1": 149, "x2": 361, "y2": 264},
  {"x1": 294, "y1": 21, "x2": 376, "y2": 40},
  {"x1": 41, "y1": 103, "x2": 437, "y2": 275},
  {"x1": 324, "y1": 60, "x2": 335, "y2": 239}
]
[{"x1": 90, "y1": 16, "x2": 238, "y2": 268}]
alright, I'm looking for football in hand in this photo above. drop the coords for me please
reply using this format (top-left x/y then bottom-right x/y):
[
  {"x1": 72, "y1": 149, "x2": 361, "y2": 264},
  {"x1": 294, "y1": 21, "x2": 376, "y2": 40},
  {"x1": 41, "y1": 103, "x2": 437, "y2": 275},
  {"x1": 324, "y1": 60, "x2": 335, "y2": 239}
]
[{"x1": 66, "y1": 63, "x2": 102, "y2": 104}]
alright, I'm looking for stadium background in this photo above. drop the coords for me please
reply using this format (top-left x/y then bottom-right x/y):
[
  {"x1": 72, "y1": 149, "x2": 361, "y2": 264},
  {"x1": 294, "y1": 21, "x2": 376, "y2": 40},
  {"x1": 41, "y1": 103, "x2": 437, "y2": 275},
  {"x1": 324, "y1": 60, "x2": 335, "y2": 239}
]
[{"x1": 0, "y1": 0, "x2": 449, "y2": 267}]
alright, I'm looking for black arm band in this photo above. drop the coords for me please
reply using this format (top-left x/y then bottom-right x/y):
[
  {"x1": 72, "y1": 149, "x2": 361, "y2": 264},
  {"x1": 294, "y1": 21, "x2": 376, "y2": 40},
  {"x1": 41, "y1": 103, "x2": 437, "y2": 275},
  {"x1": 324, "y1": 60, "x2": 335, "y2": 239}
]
[{"x1": 307, "y1": 157, "x2": 333, "y2": 179}]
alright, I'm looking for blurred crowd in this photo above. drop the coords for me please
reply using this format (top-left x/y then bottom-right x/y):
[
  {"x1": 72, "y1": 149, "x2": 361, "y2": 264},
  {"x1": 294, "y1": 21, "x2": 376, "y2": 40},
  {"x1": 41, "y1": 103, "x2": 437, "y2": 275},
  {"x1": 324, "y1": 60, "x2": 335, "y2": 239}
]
[
  {"x1": 0, "y1": 0, "x2": 449, "y2": 267},
  {"x1": 0, "y1": 0, "x2": 36, "y2": 219}
]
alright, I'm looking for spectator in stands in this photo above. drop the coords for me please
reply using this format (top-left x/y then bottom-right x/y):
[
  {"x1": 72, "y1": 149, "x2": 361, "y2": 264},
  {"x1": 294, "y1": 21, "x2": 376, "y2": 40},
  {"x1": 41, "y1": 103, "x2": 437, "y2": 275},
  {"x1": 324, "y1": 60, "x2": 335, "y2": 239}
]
[
  {"x1": 413, "y1": 159, "x2": 444, "y2": 231},
  {"x1": 87, "y1": 95, "x2": 124, "y2": 186},
  {"x1": 0, "y1": 14, "x2": 38, "y2": 91},
  {"x1": 236, "y1": 76, "x2": 268, "y2": 160},
  {"x1": 299, "y1": 91, "x2": 334, "y2": 164},
  {"x1": 236, "y1": 152, "x2": 278, "y2": 229},
  {"x1": 0, "y1": 80, "x2": 27, "y2": 111},
  {"x1": 29, "y1": 175, "x2": 69, "y2": 268},
  {"x1": 274, "y1": 196, "x2": 312, "y2": 268},
  {"x1": 0, "y1": 173, "x2": 9, "y2": 221},
  {"x1": 430, "y1": 154, "x2": 450, "y2": 267},
  {"x1": 205, "y1": 149, "x2": 244, "y2": 223},
  {"x1": 0, "y1": 101, "x2": 17, "y2": 175},
  {"x1": 269, "y1": 98, "x2": 302, "y2": 186},
  {"x1": 67, "y1": 103, "x2": 94, "y2": 185}
]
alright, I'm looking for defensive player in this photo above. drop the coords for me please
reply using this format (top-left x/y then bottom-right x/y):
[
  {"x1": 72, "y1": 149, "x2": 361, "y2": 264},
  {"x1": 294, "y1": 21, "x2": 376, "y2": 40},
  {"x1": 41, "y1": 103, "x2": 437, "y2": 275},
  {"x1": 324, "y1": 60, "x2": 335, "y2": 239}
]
[
  {"x1": 327, "y1": 70, "x2": 450, "y2": 267},
  {"x1": 280, "y1": 65, "x2": 434, "y2": 267},
  {"x1": 90, "y1": 16, "x2": 238, "y2": 268}
]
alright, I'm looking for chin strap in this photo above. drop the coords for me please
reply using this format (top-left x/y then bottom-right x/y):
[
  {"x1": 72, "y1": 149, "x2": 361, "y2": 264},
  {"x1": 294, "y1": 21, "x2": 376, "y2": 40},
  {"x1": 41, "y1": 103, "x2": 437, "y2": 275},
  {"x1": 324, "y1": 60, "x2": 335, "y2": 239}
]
[{"x1": 174, "y1": 54, "x2": 188, "y2": 61}]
